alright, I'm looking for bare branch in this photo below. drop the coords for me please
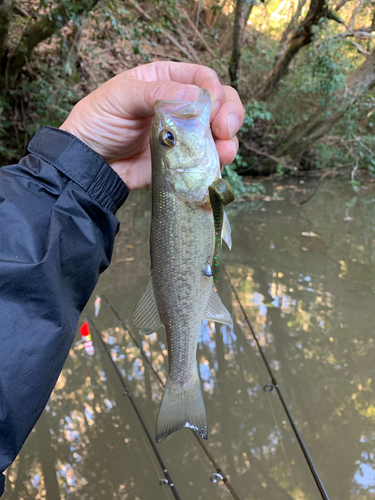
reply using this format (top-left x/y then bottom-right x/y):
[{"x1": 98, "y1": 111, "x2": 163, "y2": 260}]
[
  {"x1": 347, "y1": 39, "x2": 370, "y2": 57},
  {"x1": 280, "y1": 0, "x2": 308, "y2": 46},
  {"x1": 128, "y1": 0, "x2": 194, "y2": 62},
  {"x1": 273, "y1": 48, "x2": 375, "y2": 159},
  {"x1": 348, "y1": 0, "x2": 365, "y2": 29},
  {"x1": 325, "y1": 9, "x2": 345, "y2": 25},
  {"x1": 344, "y1": 30, "x2": 375, "y2": 38},
  {"x1": 256, "y1": 0, "x2": 329, "y2": 101},
  {"x1": 13, "y1": 4, "x2": 37, "y2": 19},
  {"x1": 243, "y1": 0, "x2": 256, "y2": 29},
  {"x1": 240, "y1": 136, "x2": 287, "y2": 166},
  {"x1": 334, "y1": 0, "x2": 350, "y2": 11},
  {"x1": 171, "y1": 21, "x2": 202, "y2": 64},
  {"x1": 180, "y1": 7, "x2": 216, "y2": 58}
]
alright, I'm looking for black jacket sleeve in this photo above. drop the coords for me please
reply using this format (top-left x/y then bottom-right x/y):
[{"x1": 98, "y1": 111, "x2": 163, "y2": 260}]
[{"x1": 0, "y1": 126, "x2": 129, "y2": 496}]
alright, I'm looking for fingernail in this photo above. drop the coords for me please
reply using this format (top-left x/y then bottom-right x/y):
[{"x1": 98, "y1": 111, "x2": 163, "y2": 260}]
[
  {"x1": 228, "y1": 113, "x2": 239, "y2": 136},
  {"x1": 176, "y1": 86, "x2": 204, "y2": 101}
]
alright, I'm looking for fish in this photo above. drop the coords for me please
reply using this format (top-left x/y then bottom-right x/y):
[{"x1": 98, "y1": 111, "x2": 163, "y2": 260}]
[{"x1": 132, "y1": 91, "x2": 235, "y2": 443}]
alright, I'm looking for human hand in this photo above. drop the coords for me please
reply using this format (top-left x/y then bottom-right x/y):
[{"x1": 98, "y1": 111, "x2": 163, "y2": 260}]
[{"x1": 60, "y1": 61, "x2": 244, "y2": 190}]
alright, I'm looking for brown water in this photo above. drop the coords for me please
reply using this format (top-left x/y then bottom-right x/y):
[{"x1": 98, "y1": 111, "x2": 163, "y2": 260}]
[{"x1": 3, "y1": 178, "x2": 375, "y2": 500}]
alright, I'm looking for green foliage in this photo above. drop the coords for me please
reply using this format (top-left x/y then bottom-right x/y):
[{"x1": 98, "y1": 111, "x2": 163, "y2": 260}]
[
  {"x1": 19, "y1": 71, "x2": 80, "y2": 129},
  {"x1": 314, "y1": 94, "x2": 375, "y2": 179},
  {"x1": 241, "y1": 100, "x2": 272, "y2": 132},
  {"x1": 240, "y1": 31, "x2": 279, "y2": 91},
  {"x1": 308, "y1": 23, "x2": 349, "y2": 105},
  {"x1": 275, "y1": 164, "x2": 286, "y2": 176},
  {"x1": 0, "y1": 97, "x2": 18, "y2": 159},
  {"x1": 270, "y1": 21, "x2": 360, "y2": 128},
  {"x1": 100, "y1": 3, "x2": 131, "y2": 39},
  {"x1": 2, "y1": 0, "x2": 375, "y2": 183},
  {"x1": 315, "y1": 143, "x2": 346, "y2": 169},
  {"x1": 223, "y1": 164, "x2": 266, "y2": 198},
  {"x1": 211, "y1": 0, "x2": 224, "y2": 17},
  {"x1": 223, "y1": 164, "x2": 247, "y2": 196},
  {"x1": 0, "y1": 65, "x2": 81, "y2": 163}
]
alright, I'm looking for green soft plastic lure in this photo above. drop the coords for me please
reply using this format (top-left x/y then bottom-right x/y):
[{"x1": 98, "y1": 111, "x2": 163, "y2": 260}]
[{"x1": 208, "y1": 178, "x2": 235, "y2": 284}]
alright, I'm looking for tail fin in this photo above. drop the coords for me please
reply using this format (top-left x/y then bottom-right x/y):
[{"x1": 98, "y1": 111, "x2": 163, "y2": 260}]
[{"x1": 156, "y1": 374, "x2": 207, "y2": 443}]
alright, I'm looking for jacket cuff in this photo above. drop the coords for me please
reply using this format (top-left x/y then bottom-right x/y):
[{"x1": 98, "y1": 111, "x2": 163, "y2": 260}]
[{"x1": 28, "y1": 126, "x2": 129, "y2": 214}]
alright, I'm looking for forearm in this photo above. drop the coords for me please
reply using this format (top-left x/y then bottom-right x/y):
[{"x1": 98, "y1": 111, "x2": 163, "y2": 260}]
[{"x1": 0, "y1": 127, "x2": 128, "y2": 496}]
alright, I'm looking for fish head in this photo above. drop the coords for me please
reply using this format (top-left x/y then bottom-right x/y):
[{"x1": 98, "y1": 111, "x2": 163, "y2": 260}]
[{"x1": 151, "y1": 90, "x2": 220, "y2": 205}]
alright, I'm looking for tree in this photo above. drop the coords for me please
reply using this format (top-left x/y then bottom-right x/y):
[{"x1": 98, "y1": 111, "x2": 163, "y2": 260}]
[
  {"x1": 229, "y1": 0, "x2": 256, "y2": 91},
  {"x1": 256, "y1": 0, "x2": 344, "y2": 101},
  {"x1": 274, "y1": 47, "x2": 375, "y2": 159},
  {"x1": 0, "y1": 0, "x2": 100, "y2": 88}
]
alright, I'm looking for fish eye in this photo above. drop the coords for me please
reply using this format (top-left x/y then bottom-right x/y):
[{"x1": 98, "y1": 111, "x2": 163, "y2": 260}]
[{"x1": 159, "y1": 129, "x2": 175, "y2": 147}]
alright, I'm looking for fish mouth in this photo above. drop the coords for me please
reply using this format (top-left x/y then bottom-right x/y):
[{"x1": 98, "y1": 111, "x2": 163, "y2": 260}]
[{"x1": 154, "y1": 90, "x2": 211, "y2": 122}]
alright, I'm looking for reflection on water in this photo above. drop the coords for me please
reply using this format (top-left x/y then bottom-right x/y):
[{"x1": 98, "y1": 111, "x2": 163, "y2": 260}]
[{"x1": 4, "y1": 178, "x2": 375, "y2": 500}]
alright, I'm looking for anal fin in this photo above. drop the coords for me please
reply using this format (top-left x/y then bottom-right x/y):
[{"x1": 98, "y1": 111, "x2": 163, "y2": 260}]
[
  {"x1": 222, "y1": 211, "x2": 232, "y2": 249},
  {"x1": 132, "y1": 279, "x2": 163, "y2": 335}
]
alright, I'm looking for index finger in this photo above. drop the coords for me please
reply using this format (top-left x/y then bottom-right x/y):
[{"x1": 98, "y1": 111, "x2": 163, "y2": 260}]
[
  {"x1": 131, "y1": 61, "x2": 226, "y2": 119},
  {"x1": 211, "y1": 85, "x2": 245, "y2": 141}
]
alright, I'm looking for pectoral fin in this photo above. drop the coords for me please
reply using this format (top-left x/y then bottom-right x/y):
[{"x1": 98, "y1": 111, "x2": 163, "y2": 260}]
[
  {"x1": 204, "y1": 286, "x2": 233, "y2": 326},
  {"x1": 132, "y1": 279, "x2": 163, "y2": 335},
  {"x1": 222, "y1": 211, "x2": 232, "y2": 250}
]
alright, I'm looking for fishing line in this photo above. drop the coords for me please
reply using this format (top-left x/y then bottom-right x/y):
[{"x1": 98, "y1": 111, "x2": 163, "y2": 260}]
[
  {"x1": 237, "y1": 303, "x2": 299, "y2": 491},
  {"x1": 88, "y1": 318, "x2": 182, "y2": 500},
  {"x1": 264, "y1": 386, "x2": 298, "y2": 492},
  {"x1": 223, "y1": 266, "x2": 330, "y2": 500},
  {"x1": 139, "y1": 433, "x2": 174, "y2": 500},
  {"x1": 235, "y1": 298, "x2": 298, "y2": 491},
  {"x1": 100, "y1": 294, "x2": 242, "y2": 500}
]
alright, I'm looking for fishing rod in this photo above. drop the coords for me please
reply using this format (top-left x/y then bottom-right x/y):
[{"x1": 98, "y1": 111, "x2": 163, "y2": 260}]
[
  {"x1": 88, "y1": 318, "x2": 182, "y2": 500},
  {"x1": 100, "y1": 294, "x2": 242, "y2": 500},
  {"x1": 223, "y1": 267, "x2": 330, "y2": 500}
]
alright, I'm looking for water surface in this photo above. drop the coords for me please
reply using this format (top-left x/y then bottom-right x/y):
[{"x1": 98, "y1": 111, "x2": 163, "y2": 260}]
[{"x1": 3, "y1": 178, "x2": 375, "y2": 500}]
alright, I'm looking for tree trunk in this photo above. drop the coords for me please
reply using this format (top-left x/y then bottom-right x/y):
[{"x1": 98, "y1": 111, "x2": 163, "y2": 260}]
[
  {"x1": 228, "y1": 0, "x2": 255, "y2": 91},
  {"x1": 239, "y1": 50, "x2": 375, "y2": 175},
  {"x1": 4, "y1": 0, "x2": 100, "y2": 83},
  {"x1": 243, "y1": 0, "x2": 254, "y2": 29},
  {"x1": 256, "y1": 0, "x2": 328, "y2": 101},
  {"x1": 274, "y1": 49, "x2": 375, "y2": 158},
  {"x1": 279, "y1": 0, "x2": 308, "y2": 47},
  {"x1": 0, "y1": 0, "x2": 12, "y2": 76}
]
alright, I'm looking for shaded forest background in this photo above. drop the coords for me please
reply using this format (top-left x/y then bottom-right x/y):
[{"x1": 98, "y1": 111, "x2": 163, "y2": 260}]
[{"x1": 1, "y1": 0, "x2": 375, "y2": 185}]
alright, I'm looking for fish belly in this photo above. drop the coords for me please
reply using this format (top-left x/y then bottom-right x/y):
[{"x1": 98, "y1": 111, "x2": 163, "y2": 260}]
[{"x1": 151, "y1": 182, "x2": 214, "y2": 442}]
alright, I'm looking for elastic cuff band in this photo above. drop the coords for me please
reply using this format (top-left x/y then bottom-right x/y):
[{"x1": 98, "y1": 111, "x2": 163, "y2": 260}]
[{"x1": 28, "y1": 127, "x2": 129, "y2": 214}]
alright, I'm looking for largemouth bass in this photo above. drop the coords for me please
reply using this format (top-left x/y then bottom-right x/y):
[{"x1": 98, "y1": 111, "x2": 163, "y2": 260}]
[{"x1": 132, "y1": 91, "x2": 234, "y2": 443}]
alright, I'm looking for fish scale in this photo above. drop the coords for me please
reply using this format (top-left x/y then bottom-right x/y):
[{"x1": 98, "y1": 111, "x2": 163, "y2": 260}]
[{"x1": 151, "y1": 181, "x2": 215, "y2": 384}]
